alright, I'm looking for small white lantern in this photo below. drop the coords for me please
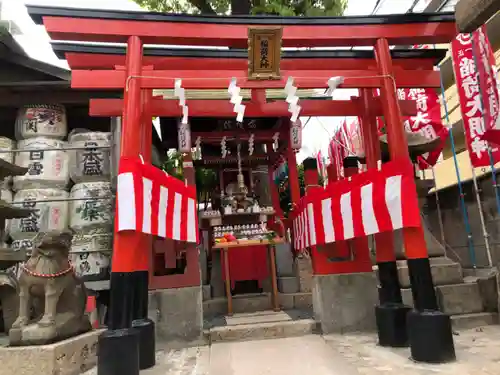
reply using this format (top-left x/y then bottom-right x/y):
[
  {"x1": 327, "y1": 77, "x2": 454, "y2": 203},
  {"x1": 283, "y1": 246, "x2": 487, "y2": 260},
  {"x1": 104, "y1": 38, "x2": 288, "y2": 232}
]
[
  {"x1": 178, "y1": 121, "x2": 191, "y2": 153},
  {"x1": 290, "y1": 119, "x2": 302, "y2": 150}
]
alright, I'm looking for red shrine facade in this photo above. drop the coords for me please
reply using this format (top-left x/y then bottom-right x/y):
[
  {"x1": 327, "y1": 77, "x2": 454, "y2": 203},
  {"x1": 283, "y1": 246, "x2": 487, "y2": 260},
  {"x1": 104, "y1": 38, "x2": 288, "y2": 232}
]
[{"x1": 28, "y1": 5, "x2": 459, "y2": 371}]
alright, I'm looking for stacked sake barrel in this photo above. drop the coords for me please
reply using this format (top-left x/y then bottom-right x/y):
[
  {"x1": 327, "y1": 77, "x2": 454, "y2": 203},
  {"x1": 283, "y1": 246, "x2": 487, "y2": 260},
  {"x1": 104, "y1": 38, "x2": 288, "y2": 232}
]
[
  {"x1": 67, "y1": 130, "x2": 113, "y2": 282},
  {"x1": 0, "y1": 137, "x2": 16, "y2": 247},
  {"x1": 9, "y1": 105, "x2": 71, "y2": 253}
]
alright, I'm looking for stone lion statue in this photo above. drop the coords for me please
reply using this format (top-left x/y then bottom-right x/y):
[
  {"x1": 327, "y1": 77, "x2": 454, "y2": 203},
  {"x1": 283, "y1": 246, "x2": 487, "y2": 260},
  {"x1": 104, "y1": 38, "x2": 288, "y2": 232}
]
[{"x1": 9, "y1": 238, "x2": 91, "y2": 346}]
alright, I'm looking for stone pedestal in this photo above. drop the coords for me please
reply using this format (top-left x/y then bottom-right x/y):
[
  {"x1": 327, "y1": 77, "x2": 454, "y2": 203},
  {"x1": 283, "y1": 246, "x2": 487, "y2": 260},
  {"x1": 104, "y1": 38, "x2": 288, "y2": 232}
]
[
  {"x1": 0, "y1": 330, "x2": 101, "y2": 375},
  {"x1": 148, "y1": 286, "x2": 203, "y2": 344},
  {"x1": 297, "y1": 256, "x2": 312, "y2": 293},
  {"x1": 312, "y1": 272, "x2": 378, "y2": 334}
]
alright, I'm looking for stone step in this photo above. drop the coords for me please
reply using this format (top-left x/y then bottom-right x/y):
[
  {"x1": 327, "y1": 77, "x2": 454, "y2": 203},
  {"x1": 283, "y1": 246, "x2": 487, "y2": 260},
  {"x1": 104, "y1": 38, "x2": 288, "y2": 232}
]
[
  {"x1": 204, "y1": 293, "x2": 271, "y2": 317},
  {"x1": 396, "y1": 258, "x2": 463, "y2": 288},
  {"x1": 203, "y1": 292, "x2": 313, "y2": 318},
  {"x1": 204, "y1": 310, "x2": 317, "y2": 343},
  {"x1": 402, "y1": 282, "x2": 484, "y2": 315},
  {"x1": 451, "y1": 312, "x2": 498, "y2": 330},
  {"x1": 278, "y1": 276, "x2": 300, "y2": 294}
]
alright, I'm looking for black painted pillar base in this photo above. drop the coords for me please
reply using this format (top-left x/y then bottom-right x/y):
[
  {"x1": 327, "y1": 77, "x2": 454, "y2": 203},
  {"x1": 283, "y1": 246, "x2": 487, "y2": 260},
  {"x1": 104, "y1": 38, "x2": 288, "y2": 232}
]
[
  {"x1": 406, "y1": 258, "x2": 456, "y2": 363},
  {"x1": 106, "y1": 270, "x2": 155, "y2": 371},
  {"x1": 375, "y1": 260, "x2": 411, "y2": 347},
  {"x1": 377, "y1": 261, "x2": 403, "y2": 304},
  {"x1": 97, "y1": 328, "x2": 139, "y2": 375},
  {"x1": 375, "y1": 303, "x2": 412, "y2": 347},
  {"x1": 132, "y1": 318, "x2": 156, "y2": 370},
  {"x1": 407, "y1": 309, "x2": 456, "y2": 363}
]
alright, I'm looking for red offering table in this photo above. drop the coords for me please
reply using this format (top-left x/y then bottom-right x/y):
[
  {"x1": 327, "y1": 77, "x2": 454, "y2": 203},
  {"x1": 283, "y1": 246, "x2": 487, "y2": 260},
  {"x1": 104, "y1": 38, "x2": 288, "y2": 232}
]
[{"x1": 213, "y1": 238, "x2": 284, "y2": 315}]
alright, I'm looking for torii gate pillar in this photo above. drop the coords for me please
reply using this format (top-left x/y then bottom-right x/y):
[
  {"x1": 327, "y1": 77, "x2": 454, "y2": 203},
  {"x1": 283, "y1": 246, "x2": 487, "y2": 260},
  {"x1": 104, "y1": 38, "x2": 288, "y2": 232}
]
[
  {"x1": 98, "y1": 36, "x2": 156, "y2": 375},
  {"x1": 375, "y1": 38, "x2": 455, "y2": 363}
]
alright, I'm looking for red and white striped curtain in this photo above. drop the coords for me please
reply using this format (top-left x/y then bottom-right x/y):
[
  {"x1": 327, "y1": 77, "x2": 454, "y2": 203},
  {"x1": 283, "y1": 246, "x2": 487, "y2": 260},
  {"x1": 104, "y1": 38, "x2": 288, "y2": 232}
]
[
  {"x1": 291, "y1": 159, "x2": 420, "y2": 251},
  {"x1": 116, "y1": 157, "x2": 199, "y2": 243}
]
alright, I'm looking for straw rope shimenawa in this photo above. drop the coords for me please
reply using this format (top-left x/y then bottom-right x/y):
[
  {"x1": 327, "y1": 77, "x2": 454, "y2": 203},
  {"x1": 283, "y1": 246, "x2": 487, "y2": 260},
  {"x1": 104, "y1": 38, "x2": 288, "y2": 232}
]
[{"x1": 152, "y1": 88, "x2": 326, "y2": 100}]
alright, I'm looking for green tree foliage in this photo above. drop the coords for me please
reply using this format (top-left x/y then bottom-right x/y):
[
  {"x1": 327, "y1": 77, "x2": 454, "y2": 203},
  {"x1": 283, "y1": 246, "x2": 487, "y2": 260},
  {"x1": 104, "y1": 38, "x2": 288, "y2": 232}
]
[
  {"x1": 162, "y1": 150, "x2": 217, "y2": 205},
  {"x1": 133, "y1": 0, "x2": 347, "y2": 16}
]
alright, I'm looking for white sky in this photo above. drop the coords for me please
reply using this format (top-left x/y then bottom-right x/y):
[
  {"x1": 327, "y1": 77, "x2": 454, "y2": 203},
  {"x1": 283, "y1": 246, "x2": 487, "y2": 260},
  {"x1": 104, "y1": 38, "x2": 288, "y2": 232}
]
[{"x1": 4, "y1": 0, "x2": 383, "y2": 161}]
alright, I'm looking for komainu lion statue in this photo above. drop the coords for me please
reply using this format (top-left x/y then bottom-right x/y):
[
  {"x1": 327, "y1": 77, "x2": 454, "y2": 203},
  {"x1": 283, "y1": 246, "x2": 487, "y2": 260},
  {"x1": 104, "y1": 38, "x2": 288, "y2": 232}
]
[{"x1": 9, "y1": 242, "x2": 91, "y2": 346}]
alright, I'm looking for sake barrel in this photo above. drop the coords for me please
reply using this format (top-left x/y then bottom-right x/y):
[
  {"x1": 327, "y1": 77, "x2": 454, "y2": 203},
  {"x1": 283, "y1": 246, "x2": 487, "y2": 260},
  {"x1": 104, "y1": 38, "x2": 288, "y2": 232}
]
[
  {"x1": 15, "y1": 104, "x2": 67, "y2": 140},
  {"x1": 69, "y1": 182, "x2": 113, "y2": 232},
  {"x1": 69, "y1": 228, "x2": 112, "y2": 281},
  {"x1": 9, "y1": 188, "x2": 69, "y2": 251},
  {"x1": 69, "y1": 130, "x2": 112, "y2": 183},
  {"x1": 0, "y1": 137, "x2": 15, "y2": 164},
  {"x1": 0, "y1": 137, "x2": 16, "y2": 189},
  {"x1": 13, "y1": 137, "x2": 69, "y2": 191}
]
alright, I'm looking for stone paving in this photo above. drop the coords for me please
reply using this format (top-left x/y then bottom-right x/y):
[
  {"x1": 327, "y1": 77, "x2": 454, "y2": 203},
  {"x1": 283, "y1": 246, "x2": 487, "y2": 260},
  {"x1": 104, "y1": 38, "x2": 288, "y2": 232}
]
[{"x1": 85, "y1": 326, "x2": 500, "y2": 375}]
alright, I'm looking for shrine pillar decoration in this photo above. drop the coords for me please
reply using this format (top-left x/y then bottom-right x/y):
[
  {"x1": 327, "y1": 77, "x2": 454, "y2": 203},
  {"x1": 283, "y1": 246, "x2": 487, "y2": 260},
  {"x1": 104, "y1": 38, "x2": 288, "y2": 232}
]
[
  {"x1": 358, "y1": 88, "x2": 409, "y2": 348},
  {"x1": 374, "y1": 38, "x2": 455, "y2": 363},
  {"x1": 301, "y1": 157, "x2": 377, "y2": 334}
]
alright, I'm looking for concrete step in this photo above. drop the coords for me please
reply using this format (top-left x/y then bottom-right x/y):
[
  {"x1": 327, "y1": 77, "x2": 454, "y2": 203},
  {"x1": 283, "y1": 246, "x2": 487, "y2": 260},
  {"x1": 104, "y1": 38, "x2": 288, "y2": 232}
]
[
  {"x1": 402, "y1": 282, "x2": 484, "y2": 315},
  {"x1": 203, "y1": 292, "x2": 313, "y2": 318},
  {"x1": 204, "y1": 310, "x2": 317, "y2": 343},
  {"x1": 279, "y1": 292, "x2": 313, "y2": 311},
  {"x1": 451, "y1": 312, "x2": 498, "y2": 330},
  {"x1": 204, "y1": 293, "x2": 272, "y2": 317},
  {"x1": 278, "y1": 276, "x2": 300, "y2": 294},
  {"x1": 202, "y1": 285, "x2": 211, "y2": 301},
  {"x1": 396, "y1": 257, "x2": 463, "y2": 288}
]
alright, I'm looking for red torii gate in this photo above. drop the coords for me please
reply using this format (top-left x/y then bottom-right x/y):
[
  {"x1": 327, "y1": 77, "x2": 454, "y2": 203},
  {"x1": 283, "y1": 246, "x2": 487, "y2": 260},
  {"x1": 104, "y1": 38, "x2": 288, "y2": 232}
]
[{"x1": 28, "y1": 5, "x2": 458, "y2": 374}]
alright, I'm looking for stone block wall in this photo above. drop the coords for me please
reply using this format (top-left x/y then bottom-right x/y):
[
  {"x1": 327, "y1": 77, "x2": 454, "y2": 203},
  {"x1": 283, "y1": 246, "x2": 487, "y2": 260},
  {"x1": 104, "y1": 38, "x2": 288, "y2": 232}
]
[{"x1": 425, "y1": 172, "x2": 500, "y2": 268}]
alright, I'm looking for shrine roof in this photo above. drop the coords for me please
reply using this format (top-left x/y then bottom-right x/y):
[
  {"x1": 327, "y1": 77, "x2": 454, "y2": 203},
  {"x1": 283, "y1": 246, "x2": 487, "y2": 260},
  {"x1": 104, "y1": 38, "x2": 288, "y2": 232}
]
[
  {"x1": 50, "y1": 42, "x2": 448, "y2": 65},
  {"x1": 27, "y1": 5, "x2": 455, "y2": 26}
]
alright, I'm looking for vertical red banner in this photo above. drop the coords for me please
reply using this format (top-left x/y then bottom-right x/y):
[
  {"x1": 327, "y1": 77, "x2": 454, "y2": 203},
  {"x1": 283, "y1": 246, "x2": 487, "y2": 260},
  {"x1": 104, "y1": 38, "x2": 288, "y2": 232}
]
[
  {"x1": 452, "y1": 32, "x2": 500, "y2": 167},
  {"x1": 473, "y1": 25, "x2": 500, "y2": 146},
  {"x1": 398, "y1": 88, "x2": 448, "y2": 168}
]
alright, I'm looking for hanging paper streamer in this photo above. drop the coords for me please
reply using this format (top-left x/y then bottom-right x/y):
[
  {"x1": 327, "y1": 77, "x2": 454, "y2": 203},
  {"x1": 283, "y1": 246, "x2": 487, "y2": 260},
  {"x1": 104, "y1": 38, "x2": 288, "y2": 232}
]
[
  {"x1": 451, "y1": 33, "x2": 500, "y2": 167},
  {"x1": 174, "y1": 79, "x2": 191, "y2": 153},
  {"x1": 248, "y1": 133, "x2": 254, "y2": 156},
  {"x1": 325, "y1": 76, "x2": 344, "y2": 98},
  {"x1": 272, "y1": 132, "x2": 280, "y2": 151},
  {"x1": 195, "y1": 136, "x2": 202, "y2": 160},
  {"x1": 285, "y1": 77, "x2": 301, "y2": 122},
  {"x1": 221, "y1": 136, "x2": 227, "y2": 158},
  {"x1": 174, "y1": 79, "x2": 189, "y2": 125},
  {"x1": 228, "y1": 78, "x2": 245, "y2": 123},
  {"x1": 290, "y1": 119, "x2": 302, "y2": 150}
]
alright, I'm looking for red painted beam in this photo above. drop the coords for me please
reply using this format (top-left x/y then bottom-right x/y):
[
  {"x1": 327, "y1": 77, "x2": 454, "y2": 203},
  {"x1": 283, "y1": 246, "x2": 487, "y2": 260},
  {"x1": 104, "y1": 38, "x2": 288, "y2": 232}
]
[
  {"x1": 73, "y1": 69, "x2": 440, "y2": 90},
  {"x1": 89, "y1": 98, "x2": 417, "y2": 117},
  {"x1": 42, "y1": 16, "x2": 457, "y2": 47},
  {"x1": 64, "y1": 53, "x2": 437, "y2": 71}
]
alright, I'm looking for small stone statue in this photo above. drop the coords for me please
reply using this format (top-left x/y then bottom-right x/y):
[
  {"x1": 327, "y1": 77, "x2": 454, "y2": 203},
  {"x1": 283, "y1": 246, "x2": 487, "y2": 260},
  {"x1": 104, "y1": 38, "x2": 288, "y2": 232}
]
[{"x1": 9, "y1": 236, "x2": 91, "y2": 346}]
